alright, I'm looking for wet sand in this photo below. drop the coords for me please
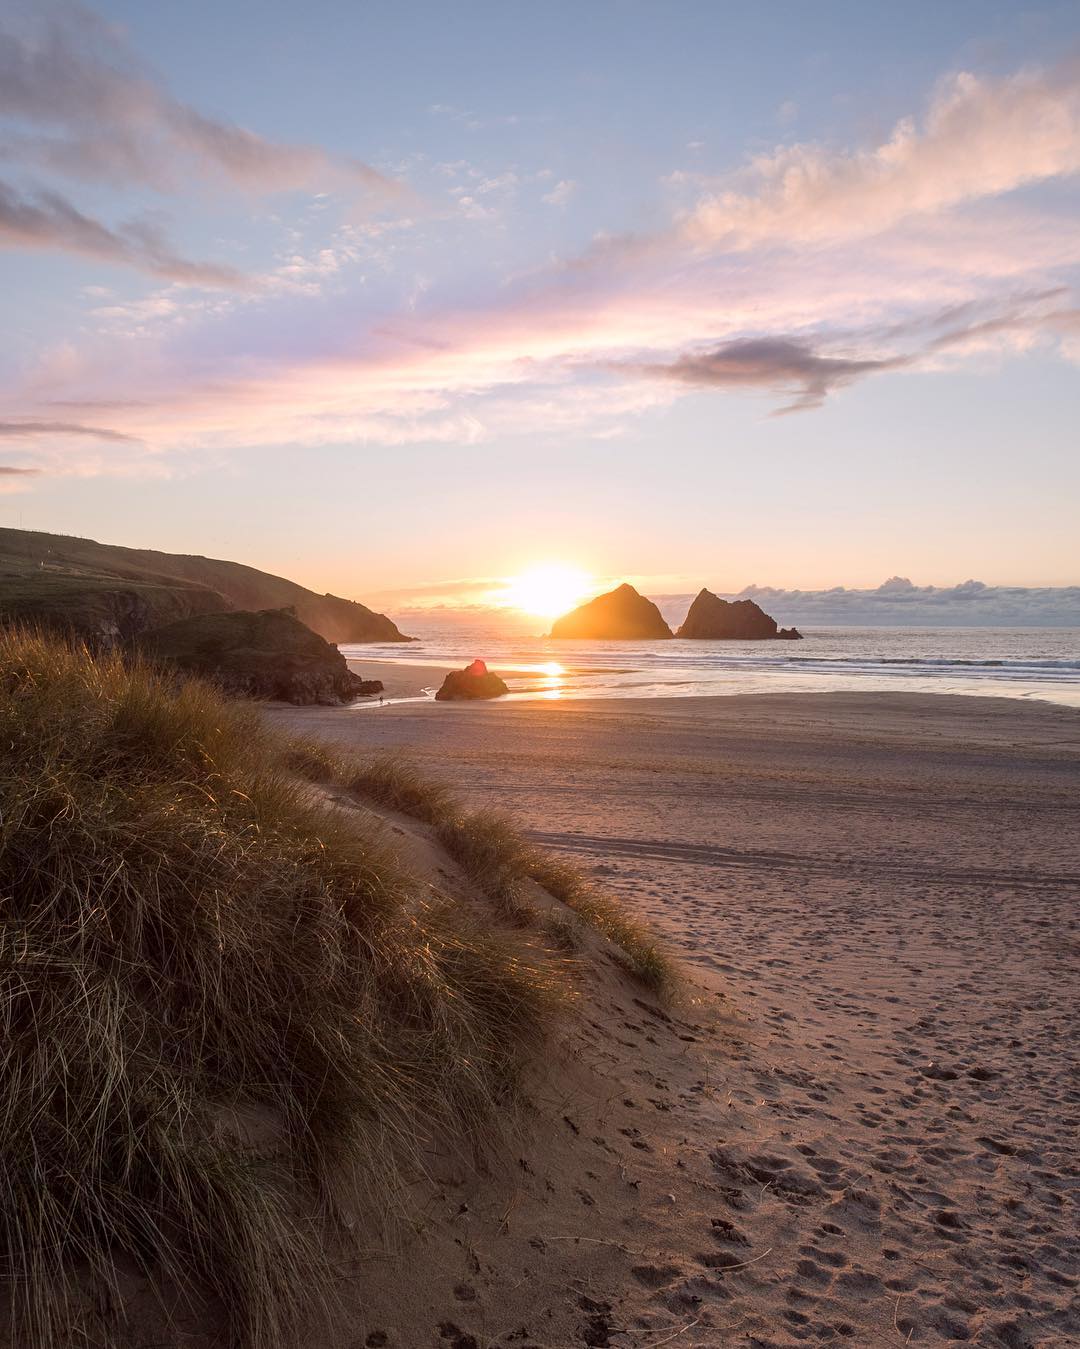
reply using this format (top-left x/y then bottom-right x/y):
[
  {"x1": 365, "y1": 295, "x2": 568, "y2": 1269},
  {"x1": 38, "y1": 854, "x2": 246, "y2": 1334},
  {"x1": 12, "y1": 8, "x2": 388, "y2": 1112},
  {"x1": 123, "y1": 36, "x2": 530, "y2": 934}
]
[{"x1": 268, "y1": 692, "x2": 1080, "y2": 1344}]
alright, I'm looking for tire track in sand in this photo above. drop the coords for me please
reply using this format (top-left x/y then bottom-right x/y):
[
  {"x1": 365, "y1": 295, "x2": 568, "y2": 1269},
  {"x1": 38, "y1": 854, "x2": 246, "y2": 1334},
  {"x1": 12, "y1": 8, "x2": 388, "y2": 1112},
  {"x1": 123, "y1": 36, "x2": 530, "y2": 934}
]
[{"x1": 525, "y1": 829, "x2": 1080, "y2": 894}]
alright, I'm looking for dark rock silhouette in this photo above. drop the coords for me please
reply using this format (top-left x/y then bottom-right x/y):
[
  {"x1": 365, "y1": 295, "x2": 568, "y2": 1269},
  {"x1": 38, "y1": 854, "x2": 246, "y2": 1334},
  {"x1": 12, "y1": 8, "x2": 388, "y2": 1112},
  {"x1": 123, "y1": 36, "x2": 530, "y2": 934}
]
[
  {"x1": 141, "y1": 607, "x2": 382, "y2": 705},
  {"x1": 677, "y1": 588, "x2": 803, "y2": 640},
  {"x1": 550, "y1": 584, "x2": 673, "y2": 640},
  {"x1": 434, "y1": 659, "x2": 509, "y2": 701}
]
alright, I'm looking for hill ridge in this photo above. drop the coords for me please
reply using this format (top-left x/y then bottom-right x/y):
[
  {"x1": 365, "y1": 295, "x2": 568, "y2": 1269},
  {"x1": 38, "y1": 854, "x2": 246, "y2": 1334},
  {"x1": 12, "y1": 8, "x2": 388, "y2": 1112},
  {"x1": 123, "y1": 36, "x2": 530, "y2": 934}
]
[{"x1": 0, "y1": 527, "x2": 412, "y2": 645}]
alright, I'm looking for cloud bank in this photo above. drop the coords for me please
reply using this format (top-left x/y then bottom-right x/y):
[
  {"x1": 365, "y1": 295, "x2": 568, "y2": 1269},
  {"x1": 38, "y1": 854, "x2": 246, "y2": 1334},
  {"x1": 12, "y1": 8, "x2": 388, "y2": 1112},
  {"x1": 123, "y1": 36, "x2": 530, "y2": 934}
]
[{"x1": 656, "y1": 579, "x2": 1080, "y2": 628}]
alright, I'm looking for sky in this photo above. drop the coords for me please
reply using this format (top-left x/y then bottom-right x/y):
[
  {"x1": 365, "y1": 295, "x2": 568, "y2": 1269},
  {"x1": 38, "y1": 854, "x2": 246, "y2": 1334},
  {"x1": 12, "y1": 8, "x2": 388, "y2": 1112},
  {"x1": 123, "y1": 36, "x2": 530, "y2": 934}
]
[{"x1": 2, "y1": 0, "x2": 1079, "y2": 620}]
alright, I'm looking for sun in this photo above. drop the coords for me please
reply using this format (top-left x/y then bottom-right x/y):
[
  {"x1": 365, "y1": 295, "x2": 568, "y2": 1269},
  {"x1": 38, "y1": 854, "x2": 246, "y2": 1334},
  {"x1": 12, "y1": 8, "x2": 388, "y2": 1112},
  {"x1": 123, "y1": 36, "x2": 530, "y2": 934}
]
[{"x1": 501, "y1": 564, "x2": 592, "y2": 620}]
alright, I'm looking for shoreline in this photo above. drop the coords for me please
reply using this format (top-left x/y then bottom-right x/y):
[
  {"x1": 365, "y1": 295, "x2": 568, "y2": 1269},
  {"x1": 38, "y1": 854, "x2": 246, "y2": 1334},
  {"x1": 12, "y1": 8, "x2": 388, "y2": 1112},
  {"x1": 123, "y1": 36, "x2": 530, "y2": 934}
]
[
  {"x1": 343, "y1": 650, "x2": 1080, "y2": 710},
  {"x1": 342, "y1": 658, "x2": 1080, "y2": 727}
]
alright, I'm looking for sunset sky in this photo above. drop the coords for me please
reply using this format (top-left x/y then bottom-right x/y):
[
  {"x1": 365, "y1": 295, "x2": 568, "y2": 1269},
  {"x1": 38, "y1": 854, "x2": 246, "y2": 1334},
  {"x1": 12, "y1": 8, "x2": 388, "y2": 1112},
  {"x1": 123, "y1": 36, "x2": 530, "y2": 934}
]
[{"x1": 2, "y1": 0, "x2": 1079, "y2": 611}]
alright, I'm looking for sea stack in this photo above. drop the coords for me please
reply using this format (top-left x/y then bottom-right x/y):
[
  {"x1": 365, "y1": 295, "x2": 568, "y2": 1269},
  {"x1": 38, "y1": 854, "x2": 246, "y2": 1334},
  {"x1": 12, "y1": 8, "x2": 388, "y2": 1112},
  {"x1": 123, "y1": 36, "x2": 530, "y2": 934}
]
[
  {"x1": 434, "y1": 659, "x2": 509, "y2": 700},
  {"x1": 677, "y1": 588, "x2": 803, "y2": 640},
  {"x1": 550, "y1": 583, "x2": 673, "y2": 640}
]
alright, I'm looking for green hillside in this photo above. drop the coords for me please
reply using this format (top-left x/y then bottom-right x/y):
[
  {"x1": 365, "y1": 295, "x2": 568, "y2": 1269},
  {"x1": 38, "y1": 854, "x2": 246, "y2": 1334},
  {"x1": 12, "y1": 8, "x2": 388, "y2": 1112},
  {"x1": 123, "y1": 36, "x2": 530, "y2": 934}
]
[{"x1": 0, "y1": 528, "x2": 412, "y2": 645}]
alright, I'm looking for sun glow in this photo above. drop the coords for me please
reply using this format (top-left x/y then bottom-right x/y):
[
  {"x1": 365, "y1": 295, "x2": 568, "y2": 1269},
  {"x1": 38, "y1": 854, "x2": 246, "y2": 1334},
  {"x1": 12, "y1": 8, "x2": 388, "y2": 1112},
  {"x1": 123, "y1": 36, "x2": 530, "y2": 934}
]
[{"x1": 501, "y1": 565, "x2": 592, "y2": 620}]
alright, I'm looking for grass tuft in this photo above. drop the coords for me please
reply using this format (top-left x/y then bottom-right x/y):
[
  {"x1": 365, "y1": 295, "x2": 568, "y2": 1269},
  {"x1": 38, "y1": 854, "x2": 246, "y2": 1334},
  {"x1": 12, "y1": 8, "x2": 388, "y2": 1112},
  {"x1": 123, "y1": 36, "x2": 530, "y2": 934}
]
[
  {"x1": 523, "y1": 850, "x2": 675, "y2": 995},
  {"x1": 344, "y1": 753, "x2": 455, "y2": 826},
  {"x1": 333, "y1": 754, "x2": 677, "y2": 997},
  {"x1": 0, "y1": 630, "x2": 567, "y2": 1346}
]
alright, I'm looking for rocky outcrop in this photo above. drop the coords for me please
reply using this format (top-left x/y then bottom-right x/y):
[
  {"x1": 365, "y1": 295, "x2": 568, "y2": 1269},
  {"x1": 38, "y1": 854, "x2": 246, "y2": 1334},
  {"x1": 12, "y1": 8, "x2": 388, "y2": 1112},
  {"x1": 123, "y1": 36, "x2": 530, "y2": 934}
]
[
  {"x1": 141, "y1": 608, "x2": 382, "y2": 705},
  {"x1": 434, "y1": 659, "x2": 509, "y2": 701},
  {"x1": 550, "y1": 584, "x2": 673, "y2": 640},
  {"x1": 677, "y1": 589, "x2": 803, "y2": 640},
  {"x1": 0, "y1": 526, "x2": 413, "y2": 646}
]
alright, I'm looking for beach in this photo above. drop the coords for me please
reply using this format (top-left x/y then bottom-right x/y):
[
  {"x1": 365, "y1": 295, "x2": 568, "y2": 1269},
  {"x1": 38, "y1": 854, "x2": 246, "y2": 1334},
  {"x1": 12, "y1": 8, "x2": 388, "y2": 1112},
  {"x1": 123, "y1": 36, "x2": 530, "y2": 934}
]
[{"x1": 267, "y1": 689, "x2": 1080, "y2": 1344}]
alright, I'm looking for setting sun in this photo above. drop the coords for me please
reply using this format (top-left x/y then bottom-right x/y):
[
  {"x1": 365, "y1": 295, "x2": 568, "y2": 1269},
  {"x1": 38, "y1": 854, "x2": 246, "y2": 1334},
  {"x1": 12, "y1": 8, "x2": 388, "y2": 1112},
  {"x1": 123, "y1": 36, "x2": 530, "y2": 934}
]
[{"x1": 500, "y1": 565, "x2": 593, "y2": 620}]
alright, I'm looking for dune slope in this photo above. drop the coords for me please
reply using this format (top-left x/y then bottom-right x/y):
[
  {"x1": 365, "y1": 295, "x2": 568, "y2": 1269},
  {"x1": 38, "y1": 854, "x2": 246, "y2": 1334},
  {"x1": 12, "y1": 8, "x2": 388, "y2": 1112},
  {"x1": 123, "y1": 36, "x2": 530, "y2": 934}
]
[{"x1": 0, "y1": 631, "x2": 715, "y2": 1349}]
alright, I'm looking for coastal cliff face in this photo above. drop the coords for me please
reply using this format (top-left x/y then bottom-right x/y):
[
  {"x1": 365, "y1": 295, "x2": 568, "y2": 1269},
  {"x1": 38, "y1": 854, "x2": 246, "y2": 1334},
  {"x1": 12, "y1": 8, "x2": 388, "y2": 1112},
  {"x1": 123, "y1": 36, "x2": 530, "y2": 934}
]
[
  {"x1": 140, "y1": 608, "x2": 382, "y2": 705},
  {"x1": 550, "y1": 583, "x2": 673, "y2": 640},
  {"x1": 677, "y1": 588, "x2": 803, "y2": 640},
  {"x1": 0, "y1": 527, "x2": 412, "y2": 647},
  {"x1": 0, "y1": 572, "x2": 230, "y2": 649}
]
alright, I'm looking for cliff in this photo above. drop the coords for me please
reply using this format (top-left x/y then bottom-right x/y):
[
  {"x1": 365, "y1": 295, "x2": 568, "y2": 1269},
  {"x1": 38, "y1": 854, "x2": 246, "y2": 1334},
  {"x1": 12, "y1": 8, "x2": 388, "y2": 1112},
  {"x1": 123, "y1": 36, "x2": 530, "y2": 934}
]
[
  {"x1": 140, "y1": 607, "x2": 383, "y2": 705},
  {"x1": 0, "y1": 527, "x2": 412, "y2": 647},
  {"x1": 550, "y1": 583, "x2": 673, "y2": 640}
]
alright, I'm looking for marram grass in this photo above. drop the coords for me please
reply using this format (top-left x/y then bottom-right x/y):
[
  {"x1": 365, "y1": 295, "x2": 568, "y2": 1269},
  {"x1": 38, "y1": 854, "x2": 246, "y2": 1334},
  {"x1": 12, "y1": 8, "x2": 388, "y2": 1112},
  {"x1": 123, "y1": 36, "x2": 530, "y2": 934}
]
[
  {"x1": 290, "y1": 749, "x2": 676, "y2": 996},
  {"x1": 0, "y1": 630, "x2": 575, "y2": 1347}
]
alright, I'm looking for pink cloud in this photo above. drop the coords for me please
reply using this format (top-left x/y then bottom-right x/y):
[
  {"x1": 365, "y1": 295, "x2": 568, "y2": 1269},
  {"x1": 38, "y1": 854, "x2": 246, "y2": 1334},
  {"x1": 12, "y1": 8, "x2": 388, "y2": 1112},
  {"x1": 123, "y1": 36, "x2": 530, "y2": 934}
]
[
  {"x1": 683, "y1": 61, "x2": 1080, "y2": 248},
  {"x1": 4, "y1": 51, "x2": 1080, "y2": 467},
  {"x1": 12, "y1": 247, "x2": 1079, "y2": 462}
]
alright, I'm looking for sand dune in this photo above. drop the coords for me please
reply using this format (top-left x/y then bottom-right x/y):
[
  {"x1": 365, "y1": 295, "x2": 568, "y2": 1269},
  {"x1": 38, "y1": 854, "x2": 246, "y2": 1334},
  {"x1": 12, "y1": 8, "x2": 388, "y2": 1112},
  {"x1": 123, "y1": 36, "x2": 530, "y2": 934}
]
[{"x1": 268, "y1": 692, "x2": 1080, "y2": 1345}]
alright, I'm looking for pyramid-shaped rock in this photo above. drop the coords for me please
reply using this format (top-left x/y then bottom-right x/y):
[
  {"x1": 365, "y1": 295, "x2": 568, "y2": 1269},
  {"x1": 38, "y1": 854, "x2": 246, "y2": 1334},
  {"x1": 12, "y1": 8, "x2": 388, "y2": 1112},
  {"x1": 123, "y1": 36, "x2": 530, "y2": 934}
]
[{"x1": 550, "y1": 584, "x2": 673, "y2": 640}]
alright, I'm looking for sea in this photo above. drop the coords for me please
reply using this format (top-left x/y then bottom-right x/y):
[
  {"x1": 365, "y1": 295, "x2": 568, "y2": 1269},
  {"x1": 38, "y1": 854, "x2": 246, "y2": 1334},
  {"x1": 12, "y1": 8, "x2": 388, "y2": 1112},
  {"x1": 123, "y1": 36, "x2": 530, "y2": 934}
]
[{"x1": 341, "y1": 624, "x2": 1080, "y2": 710}]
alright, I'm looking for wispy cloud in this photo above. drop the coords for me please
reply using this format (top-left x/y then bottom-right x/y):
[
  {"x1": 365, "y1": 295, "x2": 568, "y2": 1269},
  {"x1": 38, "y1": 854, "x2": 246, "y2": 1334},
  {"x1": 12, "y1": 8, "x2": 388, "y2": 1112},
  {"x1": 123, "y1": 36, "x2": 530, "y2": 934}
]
[
  {"x1": 613, "y1": 291, "x2": 1080, "y2": 411},
  {"x1": 0, "y1": 419, "x2": 139, "y2": 443},
  {"x1": 428, "y1": 102, "x2": 523, "y2": 132},
  {"x1": 542, "y1": 178, "x2": 576, "y2": 207},
  {"x1": 0, "y1": 2, "x2": 403, "y2": 283},
  {"x1": 14, "y1": 273, "x2": 1080, "y2": 463},
  {"x1": 0, "y1": 179, "x2": 249, "y2": 285},
  {"x1": 0, "y1": 3, "x2": 400, "y2": 199},
  {"x1": 0, "y1": 462, "x2": 43, "y2": 493}
]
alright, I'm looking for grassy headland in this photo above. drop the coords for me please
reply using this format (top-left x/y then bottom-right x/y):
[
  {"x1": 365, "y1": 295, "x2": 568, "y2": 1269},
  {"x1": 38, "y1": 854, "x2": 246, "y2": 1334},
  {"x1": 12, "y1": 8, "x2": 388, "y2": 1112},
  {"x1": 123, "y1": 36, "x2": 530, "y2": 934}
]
[{"x1": 0, "y1": 527, "x2": 411, "y2": 646}]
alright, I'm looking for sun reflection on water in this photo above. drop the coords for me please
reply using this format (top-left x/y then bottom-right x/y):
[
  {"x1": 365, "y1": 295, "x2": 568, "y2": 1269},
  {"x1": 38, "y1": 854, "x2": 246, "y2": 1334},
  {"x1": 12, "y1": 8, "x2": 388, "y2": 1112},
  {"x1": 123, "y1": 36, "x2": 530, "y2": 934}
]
[{"x1": 538, "y1": 659, "x2": 564, "y2": 698}]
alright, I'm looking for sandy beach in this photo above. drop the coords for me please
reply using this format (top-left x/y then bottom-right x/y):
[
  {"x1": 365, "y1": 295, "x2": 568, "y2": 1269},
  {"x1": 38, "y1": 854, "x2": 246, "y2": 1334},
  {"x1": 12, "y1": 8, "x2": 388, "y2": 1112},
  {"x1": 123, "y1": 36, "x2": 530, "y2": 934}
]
[{"x1": 265, "y1": 690, "x2": 1080, "y2": 1345}]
